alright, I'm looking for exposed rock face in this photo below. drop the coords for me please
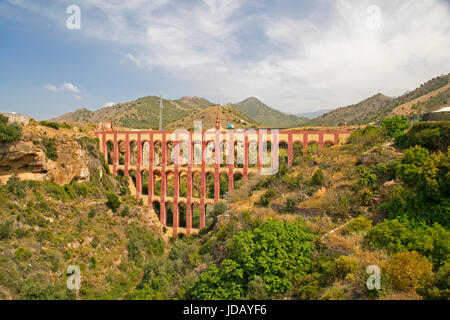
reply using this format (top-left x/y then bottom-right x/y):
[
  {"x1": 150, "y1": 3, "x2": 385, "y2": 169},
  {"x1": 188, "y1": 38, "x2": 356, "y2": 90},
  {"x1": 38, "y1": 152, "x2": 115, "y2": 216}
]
[{"x1": 0, "y1": 126, "x2": 102, "y2": 185}]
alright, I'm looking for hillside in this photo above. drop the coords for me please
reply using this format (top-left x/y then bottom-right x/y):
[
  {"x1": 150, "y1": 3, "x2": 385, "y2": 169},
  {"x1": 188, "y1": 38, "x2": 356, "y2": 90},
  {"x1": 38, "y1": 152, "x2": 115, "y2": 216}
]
[
  {"x1": 307, "y1": 73, "x2": 450, "y2": 126},
  {"x1": 50, "y1": 96, "x2": 216, "y2": 129},
  {"x1": 165, "y1": 104, "x2": 259, "y2": 130},
  {"x1": 307, "y1": 93, "x2": 394, "y2": 126},
  {"x1": 232, "y1": 97, "x2": 308, "y2": 128}
]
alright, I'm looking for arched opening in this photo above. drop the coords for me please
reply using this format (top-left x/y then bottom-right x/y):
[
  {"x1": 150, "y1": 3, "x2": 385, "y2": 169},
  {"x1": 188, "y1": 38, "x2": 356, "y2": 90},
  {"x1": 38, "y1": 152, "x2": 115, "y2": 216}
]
[
  {"x1": 106, "y1": 141, "x2": 114, "y2": 165},
  {"x1": 233, "y1": 172, "x2": 243, "y2": 190},
  {"x1": 205, "y1": 203, "x2": 214, "y2": 228},
  {"x1": 152, "y1": 201, "x2": 161, "y2": 221},
  {"x1": 192, "y1": 172, "x2": 201, "y2": 198},
  {"x1": 178, "y1": 203, "x2": 187, "y2": 228},
  {"x1": 153, "y1": 171, "x2": 161, "y2": 196},
  {"x1": 129, "y1": 170, "x2": 137, "y2": 193},
  {"x1": 307, "y1": 142, "x2": 319, "y2": 155},
  {"x1": 206, "y1": 172, "x2": 215, "y2": 199},
  {"x1": 154, "y1": 141, "x2": 162, "y2": 166},
  {"x1": 262, "y1": 141, "x2": 272, "y2": 168},
  {"x1": 248, "y1": 141, "x2": 258, "y2": 168},
  {"x1": 279, "y1": 142, "x2": 288, "y2": 164},
  {"x1": 323, "y1": 141, "x2": 334, "y2": 150},
  {"x1": 234, "y1": 141, "x2": 244, "y2": 168},
  {"x1": 167, "y1": 141, "x2": 175, "y2": 166},
  {"x1": 179, "y1": 171, "x2": 188, "y2": 198},
  {"x1": 166, "y1": 202, "x2": 174, "y2": 227},
  {"x1": 220, "y1": 172, "x2": 229, "y2": 199},
  {"x1": 292, "y1": 142, "x2": 303, "y2": 166},
  {"x1": 219, "y1": 141, "x2": 228, "y2": 167},
  {"x1": 166, "y1": 171, "x2": 174, "y2": 197},
  {"x1": 178, "y1": 140, "x2": 189, "y2": 166},
  {"x1": 192, "y1": 204, "x2": 200, "y2": 229},
  {"x1": 193, "y1": 142, "x2": 202, "y2": 165},
  {"x1": 141, "y1": 170, "x2": 149, "y2": 195},
  {"x1": 130, "y1": 141, "x2": 137, "y2": 166},
  {"x1": 142, "y1": 141, "x2": 150, "y2": 166},
  {"x1": 205, "y1": 141, "x2": 215, "y2": 166},
  {"x1": 118, "y1": 141, "x2": 126, "y2": 165}
]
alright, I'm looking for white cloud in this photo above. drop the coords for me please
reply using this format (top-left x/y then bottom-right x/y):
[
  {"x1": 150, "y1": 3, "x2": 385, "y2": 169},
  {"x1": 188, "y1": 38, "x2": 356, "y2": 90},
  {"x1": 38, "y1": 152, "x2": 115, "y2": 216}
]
[
  {"x1": 125, "y1": 53, "x2": 142, "y2": 68},
  {"x1": 103, "y1": 102, "x2": 115, "y2": 108},
  {"x1": 22, "y1": 0, "x2": 450, "y2": 113},
  {"x1": 46, "y1": 82, "x2": 80, "y2": 93}
]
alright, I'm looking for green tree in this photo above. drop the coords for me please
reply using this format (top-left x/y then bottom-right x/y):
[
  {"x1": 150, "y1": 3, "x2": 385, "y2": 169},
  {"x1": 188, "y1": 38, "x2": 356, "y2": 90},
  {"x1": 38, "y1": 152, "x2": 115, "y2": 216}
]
[
  {"x1": 106, "y1": 193, "x2": 121, "y2": 212},
  {"x1": 381, "y1": 115, "x2": 410, "y2": 138}
]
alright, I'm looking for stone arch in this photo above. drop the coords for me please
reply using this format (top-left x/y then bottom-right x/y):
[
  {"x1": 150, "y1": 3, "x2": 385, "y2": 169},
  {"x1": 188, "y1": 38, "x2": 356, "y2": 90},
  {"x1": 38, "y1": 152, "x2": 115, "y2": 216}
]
[
  {"x1": 292, "y1": 141, "x2": 303, "y2": 165},
  {"x1": 205, "y1": 203, "x2": 214, "y2": 227},
  {"x1": 279, "y1": 141, "x2": 289, "y2": 164},
  {"x1": 178, "y1": 203, "x2": 187, "y2": 228},
  {"x1": 142, "y1": 141, "x2": 150, "y2": 166},
  {"x1": 248, "y1": 140, "x2": 258, "y2": 168},
  {"x1": 205, "y1": 141, "x2": 215, "y2": 166},
  {"x1": 179, "y1": 171, "x2": 188, "y2": 198},
  {"x1": 233, "y1": 172, "x2": 243, "y2": 189},
  {"x1": 166, "y1": 202, "x2": 174, "y2": 227},
  {"x1": 192, "y1": 171, "x2": 201, "y2": 198},
  {"x1": 118, "y1": 141, "x2": 126, "y2": 165},
  {"x1": 219, "y1": 172, "x2": 229, "y2": 199},
  {"x1": 153, "y1": 170, "x2": 161, "y2": 196},
  {"x1": 130, "y1": 141, "x2": 138, "y2": 166},
  {"x1": 152, "y1": 201, "x2": 161, "y2": 220},
  {"x1": 219, "y1": 141, "x2": 229, "y2": 167},
  {"x1": 307, "y1": 141, "x2": 319, "y2": 155},
  {"x1": 234, "y1": 141, "x2": 244, "y2": 168},
  {"x1": 191, "y1": 203, "x2": 200, "y2": 229},
  {"x1": 166, "y1": 141, "x2": 175, "y2": 166},
  {"x1": 129, "y1": 170, "x2": 137, "y2": 189},
  {"x1": 165, "y1": 171, "x2": 174, "y2": 197},
  {"x1": 154, "y1": 141, "x2": 162, "y2": 166},
  {"x1": 262, "y1": 141, "x2": 273, "y2": 168},
  {"x1": 205, "y1": 172, "x2": 215, "y2": 199},
  {"x1": 106, "y1": 141, "x2": 114, "y2": 165},
  {"x1": 141, "y1": 170, "x2": 149, "y2": 195}
]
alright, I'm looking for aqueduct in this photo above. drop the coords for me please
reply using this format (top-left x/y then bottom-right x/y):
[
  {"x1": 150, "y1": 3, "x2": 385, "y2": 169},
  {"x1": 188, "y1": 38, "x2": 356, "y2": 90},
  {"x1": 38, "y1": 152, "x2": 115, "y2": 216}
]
[{"x1": 94, "y1": 121, "x2": 352, "y2": 235}]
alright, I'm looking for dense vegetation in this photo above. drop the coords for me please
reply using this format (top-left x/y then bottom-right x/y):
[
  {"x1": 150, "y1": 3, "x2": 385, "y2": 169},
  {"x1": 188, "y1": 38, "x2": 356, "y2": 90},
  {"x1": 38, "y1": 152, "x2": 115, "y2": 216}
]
[{"x1": 0, "y1": 114, "x2": 22, "y2": 143}]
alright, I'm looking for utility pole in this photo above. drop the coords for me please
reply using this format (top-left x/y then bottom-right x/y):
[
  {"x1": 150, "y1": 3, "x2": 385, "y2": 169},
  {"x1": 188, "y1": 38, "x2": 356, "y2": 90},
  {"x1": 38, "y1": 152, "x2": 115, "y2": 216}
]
[{"x1": 159, "y1": 95, "x2": 163, "y2": 131}]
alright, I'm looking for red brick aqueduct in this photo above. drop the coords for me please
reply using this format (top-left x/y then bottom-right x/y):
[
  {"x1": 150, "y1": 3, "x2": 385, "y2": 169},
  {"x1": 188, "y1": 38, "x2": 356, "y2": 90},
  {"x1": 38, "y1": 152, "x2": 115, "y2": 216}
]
[{"x1": 94, "y1": 121, "x2": 352, "y2": 235}]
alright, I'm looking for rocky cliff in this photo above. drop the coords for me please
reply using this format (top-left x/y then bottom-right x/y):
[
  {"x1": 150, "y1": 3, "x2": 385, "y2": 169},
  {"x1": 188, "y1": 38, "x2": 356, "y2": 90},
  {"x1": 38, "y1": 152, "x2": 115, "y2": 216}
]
[{"x1": 0, "y1": 125, "x2": 102, "y2": 185}]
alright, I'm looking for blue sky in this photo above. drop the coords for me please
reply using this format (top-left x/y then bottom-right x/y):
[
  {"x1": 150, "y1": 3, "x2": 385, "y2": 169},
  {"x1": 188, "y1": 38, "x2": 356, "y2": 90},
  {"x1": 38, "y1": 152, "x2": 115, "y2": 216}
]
[{"x1": 0, "y1": 0, "x2": 449, "y2": 120}]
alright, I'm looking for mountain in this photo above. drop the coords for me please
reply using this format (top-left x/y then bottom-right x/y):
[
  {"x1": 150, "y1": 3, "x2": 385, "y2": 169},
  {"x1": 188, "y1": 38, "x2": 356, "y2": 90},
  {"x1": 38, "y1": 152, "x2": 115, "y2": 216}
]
[
  {"x1": 296, "y1": 109, "x2": 333, "y2": 119},
  {"x1": 307, "y1": 73, "x2": 450, "y2": 126},
  {"x1": 232, "y1": 97, "x2": 308, "y2": 128},
  {"x1": 165, "y1": 104, "x2": 259, "y2": 130},
  {"x1": 50, "y1": 96, "x2": 216, "y2": 129},
  {"x1": 307, "y1": 93, "x2": 395, "y2": 126}
]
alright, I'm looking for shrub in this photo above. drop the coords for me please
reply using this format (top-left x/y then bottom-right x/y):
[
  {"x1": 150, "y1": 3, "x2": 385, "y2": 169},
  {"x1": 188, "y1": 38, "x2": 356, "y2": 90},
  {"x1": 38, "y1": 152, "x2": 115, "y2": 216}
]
[
  {"x1": 246, "y1": 276, "x2": 269, "y2": 300},
  {"x1": 106, "y1": 193, "x2": 121, "y2": 212},
  {"x1": 333, "y1": 256, "x2": 359, "y2": 280},
  {"x1": 311, "y1": 169, "x2": 325, "y2": 186},
  {"x1": 260, "y1": 189, "x2": 276, "y2": 207},
  {"x1": 395, "y1": 122, "x2": 449, "y2": 152},
  {"x1": 384, "y1": 251, "x2": 433, "y2": 292},
  {"x1": 0, "y1": 115, "x2": 22, "y2": 143},
  {"x1": 283, "y1": 198, "x2": 298, "y2": 213},
  {"x1": 15, "y1": 247, "x2": 31, "y2": 261},
  {"x1": 320, "y1": 287, "x2": 346, "y2": 300},
  {"x1": 119, "y1": 205, "x2": 130, "y2": 217},
  {"x1": 381, "y1": 116, "x2": 410, "y2": 138},
  {"x1": 0, "y1": 220, "x2": 14, "y2": 240},
  {"x1": 42, "y1": 137, "x2": 58, "y2": 161},
  {"x1": 343, "y1": 216, "x2": 373, "y2": 234}
]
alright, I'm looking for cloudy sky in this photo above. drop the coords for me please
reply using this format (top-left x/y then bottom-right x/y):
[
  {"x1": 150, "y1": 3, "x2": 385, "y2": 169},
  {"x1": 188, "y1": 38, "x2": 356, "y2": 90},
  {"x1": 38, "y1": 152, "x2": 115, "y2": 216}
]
[{"x1": 0, "y1": 0, "x2": 449, "y2": 120}]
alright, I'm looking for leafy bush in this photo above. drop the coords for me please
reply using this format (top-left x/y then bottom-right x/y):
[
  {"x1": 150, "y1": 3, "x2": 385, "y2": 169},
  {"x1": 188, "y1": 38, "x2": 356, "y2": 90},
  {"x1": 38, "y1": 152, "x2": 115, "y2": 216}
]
[
  {"x1": 381, "y1": 116, "x2": 410, "y2": 138},
  {"x1": 106, "y1": 193, "x2": 121, "y2": 212},
  {"x1": 42, "y1": 137, "x2": 58, "y2": 161},
  {"x1": 384, "y1": 251, "x2": 433, "y2": 292},
  {"x1": 333, "y1": 256, "x2": 359, "y2": 280},
  {"x1": 395, "y1": 122, "x2": 449, "y2": 152},
  {"x1": 260, "y1": 189, "x2": 276, "y2": 207},
  {"x1": 15, "y1": 247, "x2": 31, "y2": 261},
  {"x1": 311, "y1": 169, "x2": 326, "y2": 186},
  {"x1": 343, "y1": 216, "x2": 373, "y2": 234},
  {"x1": 0, "y1": 114, "x2": 22, "y2": 143}
]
